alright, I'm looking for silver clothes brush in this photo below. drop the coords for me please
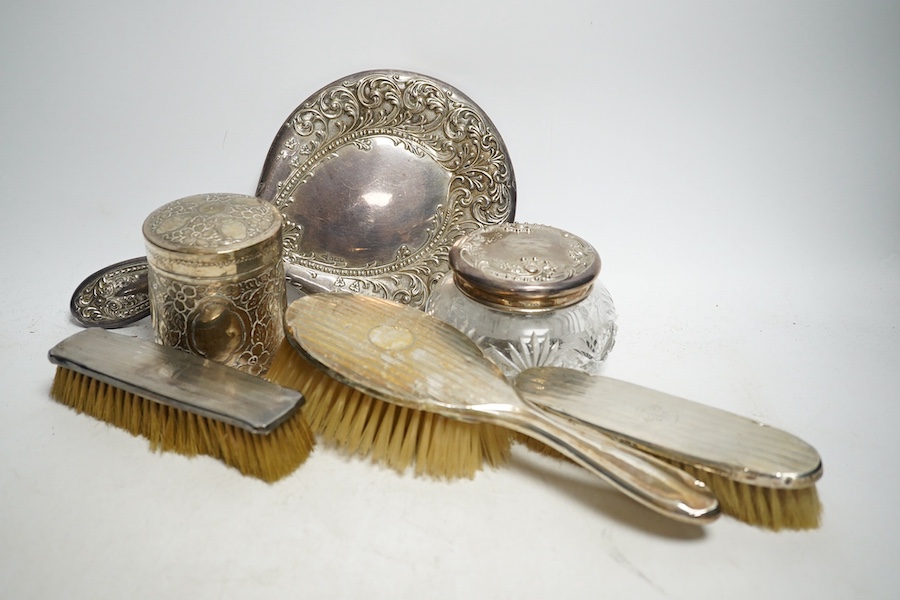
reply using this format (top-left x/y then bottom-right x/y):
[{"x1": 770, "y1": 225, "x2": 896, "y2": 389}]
[
  {"x1": 48, "y1": 329, "x2": 313, "y2": 481},
  {"x1": 514, "y1": 367, "x2": 823, "y2": 530}
]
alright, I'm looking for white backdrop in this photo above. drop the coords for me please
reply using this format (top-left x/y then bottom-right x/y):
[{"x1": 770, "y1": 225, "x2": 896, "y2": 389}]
[{"x1": 2, "y1": 2, "x2": 899, "y2": 598}]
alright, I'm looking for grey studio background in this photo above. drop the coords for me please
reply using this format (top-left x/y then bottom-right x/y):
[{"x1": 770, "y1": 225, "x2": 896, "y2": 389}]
[{"x1": 2, "y1": 2, "x2": 898, "y2": 598}]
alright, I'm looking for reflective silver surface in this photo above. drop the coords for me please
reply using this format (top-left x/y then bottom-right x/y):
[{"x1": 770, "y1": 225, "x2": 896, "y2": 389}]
[
  {"x1": 48, "y1": 329, "x2": 303, "y2": 434},
  {"x1": 285, "y1": 293, "x2": 719, "y2": 525},
  {"x1": 70, "y1": 257, "x2": 150, "y2": 328},
  {"x1": 516, "y1": 367, "x2": 823, "y2": 489},
  {"x1": 257, "y1": 70, "x2": 517, "y2": 307},
  {"x1": 449, "y1": 223, "x2": 602, "y2": 311},
  {"x1": 143, "y1": 193, "x2": 286, "y2": 376}
]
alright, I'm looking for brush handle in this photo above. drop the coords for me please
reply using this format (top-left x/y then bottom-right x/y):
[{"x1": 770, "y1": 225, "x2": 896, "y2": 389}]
[{"x1": 497, "y1": 405, "x2": 720, "y2": 524}]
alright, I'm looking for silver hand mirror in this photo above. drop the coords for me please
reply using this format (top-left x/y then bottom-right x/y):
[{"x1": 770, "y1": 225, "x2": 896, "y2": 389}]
[{"x1": 255, "y1": 69, "x2": 516, "y2": 307}]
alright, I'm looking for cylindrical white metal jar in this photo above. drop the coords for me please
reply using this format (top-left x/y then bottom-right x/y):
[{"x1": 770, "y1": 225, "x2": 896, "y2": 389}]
[{"x1": 143, "y1": 193, "x2": 286, "y2": 376}]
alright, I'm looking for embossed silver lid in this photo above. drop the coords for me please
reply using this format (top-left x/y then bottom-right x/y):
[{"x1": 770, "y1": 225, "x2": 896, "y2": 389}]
[
  {"x1": 143, "y1": 193, "x2": 283, "y2": 279},
  {"x1": 449, "y1": 223, "x2": 601, "y2": 311}
]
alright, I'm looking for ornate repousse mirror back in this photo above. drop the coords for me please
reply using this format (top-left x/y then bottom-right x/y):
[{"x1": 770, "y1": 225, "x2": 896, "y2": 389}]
[{"x1": 256, "y1": 70, "x2": 516, "y2": 307}]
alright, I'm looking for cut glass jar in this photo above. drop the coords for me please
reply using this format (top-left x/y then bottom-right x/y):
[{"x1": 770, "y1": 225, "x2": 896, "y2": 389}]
[{"x1": 424, "y1": 223, "x2": 617, "y2": 378}]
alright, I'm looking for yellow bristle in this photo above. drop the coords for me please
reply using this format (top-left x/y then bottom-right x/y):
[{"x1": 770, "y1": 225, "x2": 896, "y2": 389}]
[
  {"x1": 519, "y1": 434, "x2": 567, "y2": 460},
  {"x1": 518, "y1": 434, "x2": 821, "y2": 530},
  {"x1": 50, "y1": 365, "x2": 314, "y2": 483},
  {"x1": 335, "y1": 386, "x2": 372, "y2": 449},
  {"x1": 266, "y1": 338, "x2": 513, "y2": 479},
  {"x1": 370, "y1": 402, "x2": 399, "y2": 466},
  {"x1": 394, "y1": 407, "x2": 421, "y2": 472},
  {"x1": 673, "y1": 461, "x2": 822, "y2": 531},
  {"x1": 356, "y1": 393, "x2": 387, "y2": 455},
  {"x1": 415, "y1": 411, "x2": 436, "y2": 473}
]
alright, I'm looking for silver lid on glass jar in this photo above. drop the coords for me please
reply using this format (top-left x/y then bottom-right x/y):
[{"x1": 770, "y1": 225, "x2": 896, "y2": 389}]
[{"x1": 448, "y1": 223, "x2": 601, "y2": 312}]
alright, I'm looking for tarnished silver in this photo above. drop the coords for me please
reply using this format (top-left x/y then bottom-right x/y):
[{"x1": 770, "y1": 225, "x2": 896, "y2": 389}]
[
  {"x1": 450, "y1": 223, "x2": 601, "y2": 311},
  {"x1": 143, "y1": 193, "x2": 286, "y2": 376},
  {"x1": 48, "y1": 329, "x2": 304, "y2": 434},
  {"x1": 257, "y1": 69, "x2": 517, "y2": 307},
  {"x1": 515, "y1": 367, "x2": 823, "y2": 490},
  {"x1": 284, "y1": 293, "x2": 719, "y2": 525},
  {"x1": 70, "y1": 257, "x2": 151, "y2": 328}
]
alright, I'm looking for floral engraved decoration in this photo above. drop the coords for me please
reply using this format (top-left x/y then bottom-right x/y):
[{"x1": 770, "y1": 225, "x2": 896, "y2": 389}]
[
  {"x1": 459, "y1": 223, "x2": 599, "y2": 286},
  {"x1": 147, "y1": 262, "x2": 285, "y2": 377},
  {"x1": 70, "y1": 257, "x2": 150, "y2": 328},
  {"x1": 261, "y1": 70, "x2": 516, "y2": 307}
]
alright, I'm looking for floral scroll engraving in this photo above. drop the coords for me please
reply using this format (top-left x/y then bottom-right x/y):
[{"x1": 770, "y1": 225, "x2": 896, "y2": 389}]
[{"x1": 258, "y1": 70, "x2": 516, "y2": 307}]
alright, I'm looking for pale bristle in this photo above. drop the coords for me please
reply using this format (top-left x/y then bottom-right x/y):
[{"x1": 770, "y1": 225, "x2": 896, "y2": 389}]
[
  {"x1": 519, "y1": 434, "x2": 568, "y2": 461},
  {"x1": 673, "y1": 461, "x2": 822, "y2": 531},
  {"x1": 518, "y1": 435, "x2": 822, "y2": 530},
  {"x1": 266, "y1": 339, "x2": 513, "y2": 478},
  {"x1": 50, "y1": 366, "x2": 315, "y2": 482}
]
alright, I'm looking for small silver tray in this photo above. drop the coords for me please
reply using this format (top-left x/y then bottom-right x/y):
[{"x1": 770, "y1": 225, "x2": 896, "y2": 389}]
[
  {"x1": 70, "y1": 257, "x2": 150, "y2": 328},
  {"x1": 256, "y1": 69, "x2": 517, "y2": 307}
]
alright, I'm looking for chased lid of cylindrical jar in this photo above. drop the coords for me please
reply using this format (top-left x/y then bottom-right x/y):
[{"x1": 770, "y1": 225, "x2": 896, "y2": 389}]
[
  {"x1": 448, "y1": 222, "x2": 601, "y2": 311},
  {"x1": 143, "y1": 193, "x2": 283, "y2": 279}
]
